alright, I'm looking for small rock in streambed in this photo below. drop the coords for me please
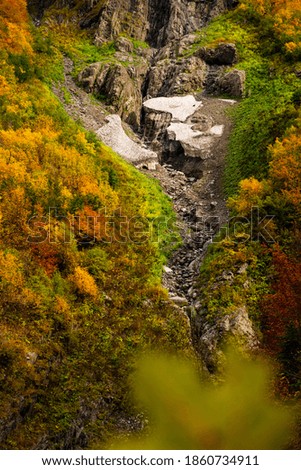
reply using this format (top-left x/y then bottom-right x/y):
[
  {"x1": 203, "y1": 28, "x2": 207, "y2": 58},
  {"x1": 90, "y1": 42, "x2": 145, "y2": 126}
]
[
  {"x1": 170, "y1": 296, "x2": 189, "y2": 306},
  {"x1": 188, "y1": 258, "x2": 200, "y2": 271},
  {"x1": 163, "y1": 266, "x2": 173, "y2": 274}
]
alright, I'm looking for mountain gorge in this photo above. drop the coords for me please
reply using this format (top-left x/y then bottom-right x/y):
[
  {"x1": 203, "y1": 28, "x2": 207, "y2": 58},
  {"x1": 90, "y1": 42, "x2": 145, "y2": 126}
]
[{"x1": 0, "y1": 0, "x2": 300, "y2": 450}]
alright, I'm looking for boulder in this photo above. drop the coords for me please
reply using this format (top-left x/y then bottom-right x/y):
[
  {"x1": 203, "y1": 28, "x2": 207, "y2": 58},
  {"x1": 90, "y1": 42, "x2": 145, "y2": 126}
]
[
  {"x1": 163, "y1": 266, "x2": 173, "y2": 274},
  {"x1": 170, "y1": 295, "x2": 189, "y2": 306},
  {"x1": 191, "y1": 112, "x2": 214, "y2": 132},
  {"x1": 197, "y1": 43, "x2": 238, "y2": 66},
  {"x1": 218, "y1": 69, "x2": 246, "y2": 98},
  {"x1": 78, "y1": 62, "x2": 104, "y2": 92},
  {"x1": 26, "y1": 351, "x2": 38, "y2": 364}
]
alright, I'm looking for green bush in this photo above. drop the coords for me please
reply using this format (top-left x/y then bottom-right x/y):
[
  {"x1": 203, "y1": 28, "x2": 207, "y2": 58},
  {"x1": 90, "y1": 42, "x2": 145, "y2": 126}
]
[{"x1": 8, "y1": 53, "x2": 35, "y2": 82}]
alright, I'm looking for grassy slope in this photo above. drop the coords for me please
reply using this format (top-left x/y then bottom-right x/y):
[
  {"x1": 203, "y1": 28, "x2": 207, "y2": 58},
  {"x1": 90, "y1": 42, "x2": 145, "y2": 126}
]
[
  {"x1": 188, "y1": 6, "x2": 301, "y2": 394},
  {"x1": 183, "y1": 10, "x2": 300, "y2": 196}
]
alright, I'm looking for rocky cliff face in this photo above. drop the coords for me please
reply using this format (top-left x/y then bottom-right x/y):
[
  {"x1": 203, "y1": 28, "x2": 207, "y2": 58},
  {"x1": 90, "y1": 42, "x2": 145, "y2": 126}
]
[
  {"x1": 77, "y1": 37, "x2": 244, "y2": 129},
  {"x1": 29, "y1": 0, "x2": 244, "y2": 127},
  {"x1": 78, "y1": 45, "x2": 149, "y2": 128},
  {"x1": 28, "y1": 0, "x2": 238, "y2": 46}
]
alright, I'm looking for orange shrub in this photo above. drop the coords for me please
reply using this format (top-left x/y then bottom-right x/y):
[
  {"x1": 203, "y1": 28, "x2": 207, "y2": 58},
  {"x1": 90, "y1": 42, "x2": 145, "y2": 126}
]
[
  {"x1": 70, "y1": 266, "x2": 98, "y2": 298},
  {"x1": 269, "y1": 132, "x2": 301, "y2": 210}
]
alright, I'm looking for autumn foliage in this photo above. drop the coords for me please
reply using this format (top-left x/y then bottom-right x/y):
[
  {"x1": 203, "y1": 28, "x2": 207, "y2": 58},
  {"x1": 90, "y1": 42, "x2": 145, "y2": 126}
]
[
  {"x1": 228, "y1": 177, "x2": 268, "y2": 216},
  {"x1": 241, "y1": 0, "x2": 301, "y2": 55},
  {"x1": 228, "y1": 118, "x2": 301, "y2": 384},
  {"x1": 0, "y1": 0, "x2": 32, "y2": 54},
  {"x1": 0, "y1": 1, "x2": 192, "y2": 449},
  {"x1": 269, "y1": 130, "x2": 301, "y2": 211},
  {"x1": 226, "y1": 85, "x2": 301, "y2": 395},
  {"x1": 261, "y1": 248, "x2": 301, "y2": 353}
]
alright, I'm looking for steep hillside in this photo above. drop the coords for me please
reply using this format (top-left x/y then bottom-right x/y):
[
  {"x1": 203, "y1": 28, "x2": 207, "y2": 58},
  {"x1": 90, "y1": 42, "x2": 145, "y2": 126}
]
[
  {"x1": 0, "y1": 0, "x2": 300, "y2": 450},
  {"x1": 187, "y1": 3, "x2": 301, "y2": 394},
  {"x1": 0, "y1": 0, "x2": 192, "y2": 449}
]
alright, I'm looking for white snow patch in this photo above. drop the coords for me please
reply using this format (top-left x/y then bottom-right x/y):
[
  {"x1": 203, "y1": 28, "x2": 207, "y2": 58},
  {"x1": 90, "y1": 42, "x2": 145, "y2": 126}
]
[
  {"x1": 167, "y1": 122, "x2": 215, "y2": 156},
  {"x1": 96, "y1": 115, "x2": 158, "y2": 168},
  {"x1": 167, "y1": 122, "x2": 201, "y2": 141},
  {"x1": 143, "y1": 95, "x2": 203, "y2": 122}
]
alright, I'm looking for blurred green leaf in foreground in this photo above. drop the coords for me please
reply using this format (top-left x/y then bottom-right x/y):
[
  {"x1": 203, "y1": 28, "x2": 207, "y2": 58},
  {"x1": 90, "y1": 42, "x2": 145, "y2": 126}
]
[{"x1": 114, "y1": 351, "x2": 296, "y2": 450}]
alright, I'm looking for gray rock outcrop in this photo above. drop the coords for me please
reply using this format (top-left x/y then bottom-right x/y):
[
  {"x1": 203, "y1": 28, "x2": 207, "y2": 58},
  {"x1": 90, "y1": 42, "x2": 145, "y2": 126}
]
[
  {"x1": 78, "y1": 59, "x2": 149, "y2": 128},
  {"x1": 206, "y1": 67, "x2": 246, "y2": 98},
  {"x1": 92, "y1": 0, "x2": 235, "y2": 47},
  {"x1": 108, "y1": 0, "x2": 238, "y2": 47},
  {"x1": 192, "y1": 306, "x2": 259, "y2": 373},
  {"x1": 115, "y1": 36, "x2": 134, "y2": 54},
  {"x1": 28, "y1": 0, "x2": 237, "y2": 47},
  {"x1": 146, "y1": 56, "x2": 207, "y2": 98}
]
